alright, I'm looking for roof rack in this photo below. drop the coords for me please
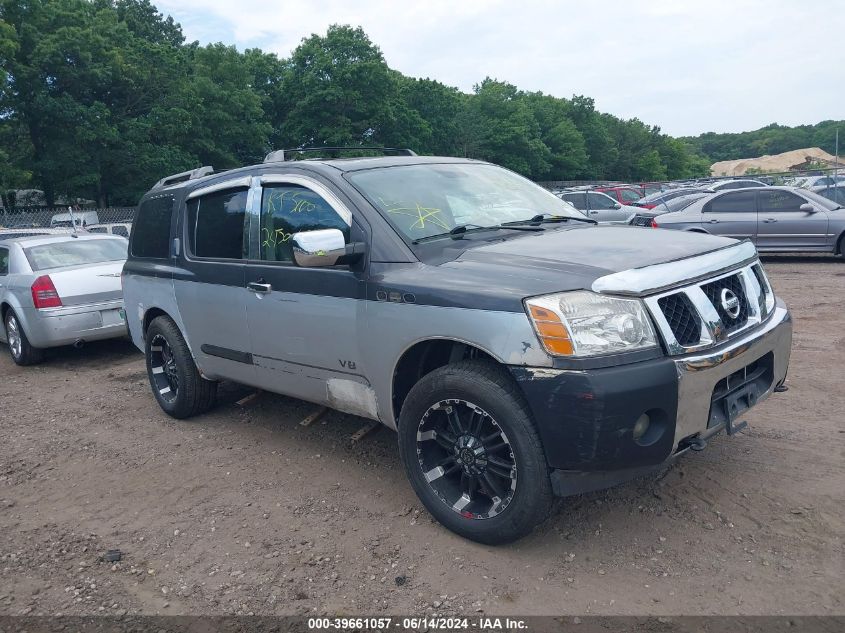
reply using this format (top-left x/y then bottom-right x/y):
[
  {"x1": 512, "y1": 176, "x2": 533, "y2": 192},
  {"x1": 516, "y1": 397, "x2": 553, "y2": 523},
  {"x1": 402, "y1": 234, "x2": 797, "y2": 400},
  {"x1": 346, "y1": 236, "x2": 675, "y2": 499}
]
[
  {"x1": 152, "y1": 166, "x2": 214, "y2": 189},
  {"x1": 263, "y1": 147, "x2": 417, "y2": 163}
]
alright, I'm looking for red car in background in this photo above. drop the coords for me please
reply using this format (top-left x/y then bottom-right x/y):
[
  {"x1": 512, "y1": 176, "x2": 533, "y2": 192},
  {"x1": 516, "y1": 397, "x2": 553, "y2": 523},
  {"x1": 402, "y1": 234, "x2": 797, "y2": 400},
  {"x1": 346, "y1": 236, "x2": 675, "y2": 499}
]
[{"x1": 593, "y1": 186, "x2": 643, "y2": 205}]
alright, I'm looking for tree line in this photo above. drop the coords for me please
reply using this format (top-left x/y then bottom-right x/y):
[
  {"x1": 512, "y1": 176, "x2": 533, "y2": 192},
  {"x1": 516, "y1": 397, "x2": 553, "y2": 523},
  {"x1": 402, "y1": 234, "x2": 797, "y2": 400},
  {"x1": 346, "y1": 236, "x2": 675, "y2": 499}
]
[
  {"x1": 682, "y1": 121, "x2": 844, "y2": 165},
  {"x1": 0, "y1": 0, "x2": 831, "y2": 208}
]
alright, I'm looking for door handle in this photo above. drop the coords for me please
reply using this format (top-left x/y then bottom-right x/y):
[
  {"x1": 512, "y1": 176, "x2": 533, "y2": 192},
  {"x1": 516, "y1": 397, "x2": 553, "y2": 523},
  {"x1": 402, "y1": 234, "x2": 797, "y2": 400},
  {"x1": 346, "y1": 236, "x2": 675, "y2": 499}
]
[
  {"x1": 247, "y1": 281, "x2": 272, "y2": 293},
  {"x1": 708, "y1": 219, "x2": 720, "y2": 224},
  {"x1": 762, "y1": 218, "x2": 778, "y2": 223}
]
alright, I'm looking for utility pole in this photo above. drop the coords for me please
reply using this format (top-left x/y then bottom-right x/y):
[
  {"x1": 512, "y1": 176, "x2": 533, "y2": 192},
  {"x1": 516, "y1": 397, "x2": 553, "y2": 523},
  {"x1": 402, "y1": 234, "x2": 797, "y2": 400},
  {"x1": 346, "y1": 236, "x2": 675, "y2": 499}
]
[{"x1": 836, "y1": 128, "x2": 840, "y2": 180}]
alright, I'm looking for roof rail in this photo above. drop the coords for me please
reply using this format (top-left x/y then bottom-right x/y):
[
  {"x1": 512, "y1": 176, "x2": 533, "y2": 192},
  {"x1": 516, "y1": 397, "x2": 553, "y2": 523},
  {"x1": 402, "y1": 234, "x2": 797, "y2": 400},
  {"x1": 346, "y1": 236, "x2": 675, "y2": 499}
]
[
  {"x1": 263, "y1": 147, "x2": 417, "y2": 163},
  {"x1": 152, "y1": 166, "x2": 214, "y2": 189}
]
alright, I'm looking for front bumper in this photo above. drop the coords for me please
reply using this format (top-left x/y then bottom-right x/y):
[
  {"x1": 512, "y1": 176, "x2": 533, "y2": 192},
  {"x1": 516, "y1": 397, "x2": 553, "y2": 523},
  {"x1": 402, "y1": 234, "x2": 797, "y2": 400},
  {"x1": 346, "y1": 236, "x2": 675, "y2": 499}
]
[
  {"x1": 509, "y1": 299, "x2": 792, "y2": 496},
  {"x1": 20, "y1": 300, "x2": 128, "y2": 348}
]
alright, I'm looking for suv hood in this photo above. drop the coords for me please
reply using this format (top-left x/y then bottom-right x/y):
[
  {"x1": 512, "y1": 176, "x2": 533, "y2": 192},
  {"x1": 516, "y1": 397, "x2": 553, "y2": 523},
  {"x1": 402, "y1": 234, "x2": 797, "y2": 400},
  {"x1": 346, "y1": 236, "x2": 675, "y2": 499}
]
[
  {"x1": 375, "y1": 225, "x2": 739, "y2": 312},
  {"x1": 454, "y1": 225, "x2": 735, "y2": 277}
]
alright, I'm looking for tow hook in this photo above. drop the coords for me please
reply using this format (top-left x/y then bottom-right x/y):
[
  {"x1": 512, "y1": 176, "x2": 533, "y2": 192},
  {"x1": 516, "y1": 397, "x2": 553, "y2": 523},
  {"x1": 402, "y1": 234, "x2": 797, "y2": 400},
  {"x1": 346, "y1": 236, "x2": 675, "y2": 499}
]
[{"x1": 688, "y1": 437, "x2": 707, "y2": 452}]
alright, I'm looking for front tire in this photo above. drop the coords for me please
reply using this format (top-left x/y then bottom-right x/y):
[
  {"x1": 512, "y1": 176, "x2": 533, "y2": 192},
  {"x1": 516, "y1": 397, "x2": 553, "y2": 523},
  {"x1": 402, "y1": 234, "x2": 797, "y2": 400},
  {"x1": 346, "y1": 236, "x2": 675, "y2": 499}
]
[
  {"x1": 398, "y1": 360, "x2": 553, "y2": 544},
  {"x1": 4, "y1": 310, "x2": 44, "y2": 366},
  {"x1": 145, "y1": 316, "x2": 217, "y2": 419}
]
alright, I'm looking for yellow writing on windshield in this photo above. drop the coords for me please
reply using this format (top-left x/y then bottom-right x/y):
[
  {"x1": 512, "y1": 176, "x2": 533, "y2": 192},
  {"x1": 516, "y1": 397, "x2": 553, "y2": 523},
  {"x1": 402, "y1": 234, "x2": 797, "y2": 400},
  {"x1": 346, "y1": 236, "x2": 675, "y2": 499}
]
[{"x1": 381, "y1": 199, "x2": 450, "y2": 231}]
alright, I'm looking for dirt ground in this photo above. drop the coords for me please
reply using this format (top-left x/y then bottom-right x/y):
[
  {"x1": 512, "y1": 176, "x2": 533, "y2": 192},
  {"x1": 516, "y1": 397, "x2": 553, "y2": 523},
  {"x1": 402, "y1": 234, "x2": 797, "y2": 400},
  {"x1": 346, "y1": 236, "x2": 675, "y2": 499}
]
[{"x1": 0, "y1": 256, "x2": 842, "y2": 618}]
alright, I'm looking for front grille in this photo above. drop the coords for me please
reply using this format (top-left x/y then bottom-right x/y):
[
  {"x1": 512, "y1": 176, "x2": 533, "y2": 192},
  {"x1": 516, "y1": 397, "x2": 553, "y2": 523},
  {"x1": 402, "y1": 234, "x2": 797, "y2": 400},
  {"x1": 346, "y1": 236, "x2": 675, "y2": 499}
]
[
  {"x1": 630, "y1": 214, "x2": 652, "y2": 227},
  {"x1": 701, "y1": 273, "x2": 749, "y2": 334},
  {"x1": 644, "y1": 261, "x2": 774, "y2": 355},
  {"x1": 657, "y1": 294, "x2": 701, "y2": 346}
]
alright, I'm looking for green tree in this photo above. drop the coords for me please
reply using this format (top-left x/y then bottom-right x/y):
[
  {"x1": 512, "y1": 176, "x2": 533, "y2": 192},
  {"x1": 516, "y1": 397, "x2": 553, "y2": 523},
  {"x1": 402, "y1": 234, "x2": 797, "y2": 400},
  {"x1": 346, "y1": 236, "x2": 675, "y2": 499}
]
[{"x1": 277, "y1": 25, "x2": 396, "y2": 148}]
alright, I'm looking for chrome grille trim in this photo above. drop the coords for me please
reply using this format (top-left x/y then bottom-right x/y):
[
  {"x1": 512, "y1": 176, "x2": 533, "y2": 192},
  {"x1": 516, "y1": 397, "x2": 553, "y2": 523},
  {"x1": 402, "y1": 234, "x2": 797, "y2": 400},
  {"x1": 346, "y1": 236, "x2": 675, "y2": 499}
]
[
  {"x1": 643, "y1": 262, "x2": 775, "y2": 356},
  {"x1": 591, "y1": 240, "x2": 757, "y2": 297}
]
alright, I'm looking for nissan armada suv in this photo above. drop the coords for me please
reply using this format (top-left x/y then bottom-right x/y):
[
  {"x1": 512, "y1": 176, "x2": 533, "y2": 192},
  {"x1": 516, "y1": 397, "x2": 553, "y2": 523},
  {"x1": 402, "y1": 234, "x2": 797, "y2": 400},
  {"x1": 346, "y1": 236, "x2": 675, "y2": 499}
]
[{"x1": 123, "y1": 149, "x2": 792, "y2": 544}]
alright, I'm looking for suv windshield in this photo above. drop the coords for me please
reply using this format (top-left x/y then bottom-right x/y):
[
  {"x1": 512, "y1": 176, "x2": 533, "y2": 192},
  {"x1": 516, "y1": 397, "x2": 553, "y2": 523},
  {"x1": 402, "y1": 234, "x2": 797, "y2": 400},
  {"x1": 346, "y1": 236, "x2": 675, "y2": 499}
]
[
  {"x1": 25, "y1": 238, "x2": 128, "y2": 271},
  {"x1": 348, "y1": 163, "x2": 582, "y2": 241}
]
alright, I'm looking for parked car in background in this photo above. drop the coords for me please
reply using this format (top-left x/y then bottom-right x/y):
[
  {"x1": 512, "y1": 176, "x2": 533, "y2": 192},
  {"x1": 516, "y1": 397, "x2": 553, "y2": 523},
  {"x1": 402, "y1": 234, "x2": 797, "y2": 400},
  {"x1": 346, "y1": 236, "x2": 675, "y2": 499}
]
[
  {"x1": 556, "y1": 189, "x2": 638, "y2": 223},
  {"x1": 811, "y1": 185, "x2": 845, "y2": 205},
  {"x1": 593, "y1": 185, "x2": 643, "y2": 205},
  {"x1": 795, "y1": 175, "x2": 845, "y2": 188},
  {"x1": 638, "y1": 183, "x2": 664, "y2": 196},
  {"x1": 0, "y1": 228, "x2": 74, "y2": 239},
  {"x1": 632, "y1": 187, "x2": 710, "y2": 209},
  {"x1": 629, "y1": 192, "x2": 712, "y2": 226},
  {"x1": 123, "y1": 150, "x2": 792, "y2": 544},
  {"x1": 708, "y1": 179, "x2": 768, "y2": 191},
  {"x1": 86, "y1": 222, "x2": 132, "y2": 238},
  {"x1": 650, "y1": 186, "x2": 845, "y2": 255},
  {"x1": 50, "y1": 210, "x2": 99, "y2": 228},
  {"x1": 0, "y1": 234, "x2": 128, "y2": 365}
]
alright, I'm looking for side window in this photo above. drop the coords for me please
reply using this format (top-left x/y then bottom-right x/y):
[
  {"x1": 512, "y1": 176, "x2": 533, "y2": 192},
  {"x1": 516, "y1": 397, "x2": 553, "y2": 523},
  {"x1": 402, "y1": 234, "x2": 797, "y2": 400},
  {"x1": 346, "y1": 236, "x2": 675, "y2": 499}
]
[
  {"x1": 0, "y1": 247, "x2": 8, "y2": 275},
  {"x1": 561, "y1": 192, "x2": 586, "y2": 209},
  {"x1": 587, "y1": 192, "x2": 615, "y2": 209},
  {"x1": 87, "y1": 227, "x2": 107, "y2": 234},
  {"x1": 131, "y1": 195, "x2": 173, "y2": 259},
  {"x1": 188, "y1": 188, "x2": 248, "y2": 259},
  {"x1": 758, "y1": 190, "x2": 805, "y2": 212},
  {"x1": 705, "y1": 191, "x2": 757, "y2": 214},
  {"x1": 259, "y1": 185, "x2": 350, "y2": 262},
  {"x1": 112, "y1": 226, "x2": 129, "y2": 238}
]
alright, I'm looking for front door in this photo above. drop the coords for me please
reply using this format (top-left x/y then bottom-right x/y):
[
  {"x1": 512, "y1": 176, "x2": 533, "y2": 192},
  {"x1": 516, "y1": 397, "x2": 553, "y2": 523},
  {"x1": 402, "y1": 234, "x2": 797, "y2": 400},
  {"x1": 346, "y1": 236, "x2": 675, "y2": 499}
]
[
  {"x1": 700, "y1": 190, "x2": 758, "y2": 243},
  {"x1": 243, "y1": 175, "x2": 375, "y2": 418},
  {"x1": 175, "y1": 181, "x2": 256, "y2": 384},
  {"x1": 755, "y1": 189, "x2": 830, "y2": 251}
]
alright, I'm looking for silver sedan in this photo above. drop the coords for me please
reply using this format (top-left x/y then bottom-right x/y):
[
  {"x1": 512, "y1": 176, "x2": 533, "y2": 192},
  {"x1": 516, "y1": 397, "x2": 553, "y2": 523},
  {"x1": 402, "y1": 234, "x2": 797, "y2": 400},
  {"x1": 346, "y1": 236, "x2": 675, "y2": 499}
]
[
  {"x1": 648, "y1": 186, "x2": 845, "y2": 255},
  {"x1": 0, "y1": 234, "x2": 128, "y2": 365}
]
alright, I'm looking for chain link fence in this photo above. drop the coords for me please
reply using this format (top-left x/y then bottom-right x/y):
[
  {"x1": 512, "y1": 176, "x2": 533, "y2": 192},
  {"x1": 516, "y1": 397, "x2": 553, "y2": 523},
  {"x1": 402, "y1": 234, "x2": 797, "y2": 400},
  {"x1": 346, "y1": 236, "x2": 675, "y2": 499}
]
[{"x1": 0, "y1": 207, "x2": 136, "y2": 237}]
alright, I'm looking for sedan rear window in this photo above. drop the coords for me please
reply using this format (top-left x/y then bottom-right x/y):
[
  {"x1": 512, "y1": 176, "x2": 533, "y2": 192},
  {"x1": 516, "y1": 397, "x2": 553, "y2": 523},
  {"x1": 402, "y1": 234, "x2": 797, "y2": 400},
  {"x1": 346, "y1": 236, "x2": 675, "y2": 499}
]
[{"x1": 25, "y1": 239, "x2": 128, "y2": 271}]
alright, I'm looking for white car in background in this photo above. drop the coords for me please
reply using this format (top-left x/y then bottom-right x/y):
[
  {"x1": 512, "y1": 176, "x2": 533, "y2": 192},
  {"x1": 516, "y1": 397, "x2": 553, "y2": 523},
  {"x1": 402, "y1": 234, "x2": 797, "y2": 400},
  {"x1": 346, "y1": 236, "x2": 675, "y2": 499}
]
[
  {"x1": 555, "y1": 190, "x2": 639, "y2": 223},
  {"x1": 0, "y1": 234, "x2": 128, "y2": 365}
]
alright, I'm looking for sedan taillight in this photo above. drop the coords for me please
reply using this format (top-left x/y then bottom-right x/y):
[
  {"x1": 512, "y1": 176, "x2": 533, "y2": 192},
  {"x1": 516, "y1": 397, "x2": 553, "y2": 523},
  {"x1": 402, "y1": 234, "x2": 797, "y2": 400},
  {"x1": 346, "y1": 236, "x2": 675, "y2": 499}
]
[{"x1": 31, "y1": 275, "x2": 63, "y2": 309}]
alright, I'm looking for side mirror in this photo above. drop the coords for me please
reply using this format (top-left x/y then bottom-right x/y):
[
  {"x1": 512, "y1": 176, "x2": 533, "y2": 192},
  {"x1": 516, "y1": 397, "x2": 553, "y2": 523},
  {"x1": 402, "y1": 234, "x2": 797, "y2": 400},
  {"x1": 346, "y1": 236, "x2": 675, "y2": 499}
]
[
  {"x1": 613, "y1": 202, "x2": 622, "y2": 210},
  {"x1": 292, "y1": 228, "x2": 364, "y2": 268},
  {"x1": 799, "y1": 203, "x2": 817, "y2": 213}
]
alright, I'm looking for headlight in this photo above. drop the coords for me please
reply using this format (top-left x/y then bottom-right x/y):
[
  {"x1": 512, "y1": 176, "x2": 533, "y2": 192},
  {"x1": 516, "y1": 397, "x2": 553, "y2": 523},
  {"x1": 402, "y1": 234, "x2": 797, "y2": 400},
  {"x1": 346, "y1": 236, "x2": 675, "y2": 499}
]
[{"x1": 525, "y1": 291, "x2": 657, "y2": 357}]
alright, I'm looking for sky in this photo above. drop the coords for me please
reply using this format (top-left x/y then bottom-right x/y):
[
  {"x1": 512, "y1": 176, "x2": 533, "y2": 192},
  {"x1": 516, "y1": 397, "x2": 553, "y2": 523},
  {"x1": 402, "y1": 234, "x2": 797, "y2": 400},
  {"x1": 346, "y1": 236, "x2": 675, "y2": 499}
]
[{"x1": 155, "y1": 0, "x2": 844, "y2": 138}]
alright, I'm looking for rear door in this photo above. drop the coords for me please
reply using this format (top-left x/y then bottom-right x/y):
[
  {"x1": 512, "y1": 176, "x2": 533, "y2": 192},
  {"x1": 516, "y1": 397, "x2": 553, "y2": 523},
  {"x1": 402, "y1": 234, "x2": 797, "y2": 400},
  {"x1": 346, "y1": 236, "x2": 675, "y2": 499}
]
[
  {"x1": 586, "y1": 192, "x2": 628, "y2": 222},
  {"x1": 755, "y1": 189, "x2": 830, "y2": 251},
  {"x1": 242, "y1": 174, "x2": 373, "y2": 416},
  {"x1": 175, "y1": 179, "x2": 255, "y2": 384},
  {"x1": 700, "y1": 190, "x2": 758, "y2": 243}
]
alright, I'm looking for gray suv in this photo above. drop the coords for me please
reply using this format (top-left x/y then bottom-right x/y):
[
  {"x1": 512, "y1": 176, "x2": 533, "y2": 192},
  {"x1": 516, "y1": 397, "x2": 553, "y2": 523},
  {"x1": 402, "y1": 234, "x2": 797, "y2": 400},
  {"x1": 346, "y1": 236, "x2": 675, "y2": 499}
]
[
  {"x1": 650, "y1": 186, "x2": 845, "y2": 254},
  {"x1": 123, "y1": 149, "x2": 793, "y2": 544}
]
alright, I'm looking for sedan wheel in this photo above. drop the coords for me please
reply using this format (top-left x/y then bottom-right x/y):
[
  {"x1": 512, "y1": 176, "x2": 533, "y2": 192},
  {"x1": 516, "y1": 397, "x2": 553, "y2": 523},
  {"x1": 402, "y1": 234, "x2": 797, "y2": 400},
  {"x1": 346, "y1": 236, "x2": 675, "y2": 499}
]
[
  {"x1": 6, "y1": 313, "x2": 22, "y2": 360},
  {"x1": 4, "y1": 310, "x2": 44, "y2": 366}
]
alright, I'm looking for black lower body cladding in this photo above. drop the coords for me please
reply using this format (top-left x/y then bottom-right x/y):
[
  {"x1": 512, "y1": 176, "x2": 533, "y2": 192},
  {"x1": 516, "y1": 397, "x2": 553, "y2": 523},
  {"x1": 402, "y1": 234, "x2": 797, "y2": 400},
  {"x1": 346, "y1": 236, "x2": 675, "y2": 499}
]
[{"x1": 509, "y1": 358, "x2": 680, "y2": 473}]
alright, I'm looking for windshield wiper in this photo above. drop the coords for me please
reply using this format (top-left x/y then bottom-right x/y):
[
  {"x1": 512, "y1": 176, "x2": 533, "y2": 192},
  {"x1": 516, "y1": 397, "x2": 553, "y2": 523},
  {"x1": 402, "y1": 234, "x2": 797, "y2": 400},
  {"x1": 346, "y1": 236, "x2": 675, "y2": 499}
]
[
  {"x1": 501, "y1": 213, "x2": 598, "y2": 226},
  {"x1": 412, "y1": 222, "x2": 544, "y2": 244}
]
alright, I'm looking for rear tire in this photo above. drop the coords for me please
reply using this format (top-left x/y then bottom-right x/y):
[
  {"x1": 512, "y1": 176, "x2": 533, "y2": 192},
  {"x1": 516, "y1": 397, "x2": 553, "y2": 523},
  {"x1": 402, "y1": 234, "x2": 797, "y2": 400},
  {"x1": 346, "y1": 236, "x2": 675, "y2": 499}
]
[
  {"x1": 4, "y1": 310, "x2": 44, "y2": 366},
  {"x1": 397, "y1": 360, "x2": 553, "y2": 545},
  {"x1": 838, "y1": 233, "x2": 845, "y2": 260},
  {"x1": 145, "y1": 316, "x2": 217, "y2": 419}
]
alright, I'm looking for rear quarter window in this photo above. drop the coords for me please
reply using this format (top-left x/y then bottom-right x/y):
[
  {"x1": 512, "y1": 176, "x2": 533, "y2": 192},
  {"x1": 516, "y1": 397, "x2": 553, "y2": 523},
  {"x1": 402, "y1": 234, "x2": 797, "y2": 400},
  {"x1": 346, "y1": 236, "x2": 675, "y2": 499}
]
[{"x1": 131, "y1": 195, "x2": 174, "y2": 259}]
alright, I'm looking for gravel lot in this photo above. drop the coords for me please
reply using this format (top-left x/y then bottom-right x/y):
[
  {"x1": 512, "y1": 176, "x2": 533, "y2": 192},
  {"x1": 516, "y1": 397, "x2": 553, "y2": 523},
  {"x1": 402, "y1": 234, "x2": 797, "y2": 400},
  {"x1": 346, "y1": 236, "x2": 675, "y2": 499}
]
[{"x1": 0, "y1": 256, "x2": 842, "y2": 617}]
